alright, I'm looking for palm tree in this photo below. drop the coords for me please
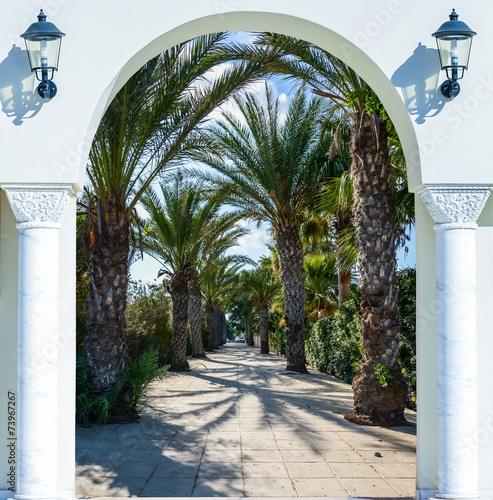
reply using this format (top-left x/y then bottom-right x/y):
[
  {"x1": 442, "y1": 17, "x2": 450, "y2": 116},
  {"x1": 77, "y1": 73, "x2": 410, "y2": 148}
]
[
  {"x1": 195, "y1": 84, "x2": 332, "y2": 372},
  {"x1": 242, "y1": 266, "x2": 280, "y2": 354},
  {"x1": 253, "y1": 34, "x2": 409, "y2": 425},
  {"x1": 142, "y1": 175, "x2": 246, "y2": 371},
  {"x1": 304, "y1": 252, "x2": 338, "y2": 320},
  {"x1": 229, "y1": 293, "x2": 256, "y2": 346},
  {"x1": 82, "y1": 33, "x2": 277, "y2": 392},
  {"x1": 201, "y1": 255, "x2": 249, "y2": 351}
]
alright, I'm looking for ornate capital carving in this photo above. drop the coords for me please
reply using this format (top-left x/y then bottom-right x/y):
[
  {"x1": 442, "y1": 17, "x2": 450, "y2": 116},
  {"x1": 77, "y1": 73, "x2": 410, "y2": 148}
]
[
  {"x1": 419, "y1": 185, "x2": 492, "y2": 227},
  {"x1": 2, "y1": 184, "x2": 75, "y2": 229}
]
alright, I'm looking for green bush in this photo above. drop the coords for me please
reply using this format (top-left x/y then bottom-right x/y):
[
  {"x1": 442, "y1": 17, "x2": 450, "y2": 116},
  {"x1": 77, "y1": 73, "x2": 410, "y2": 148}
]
[
  {"x1": 396, "y1": 267, "x2": 417, "y2": 410},
  {"x1": 305, "y1": 268, "x2": 417, "y2": 410},
  {"x1": 125, "y1": 281, "x2": 174, "y2": 365},
  {"x1": 305, "y1": 296, "x2": 362, "y2": 383},
  {"x1": 269, "y1": 310, "x2": 286, "y2": 355},
  {"x1": 76, "y1": 347, "x2": 167, "y2": 424}
]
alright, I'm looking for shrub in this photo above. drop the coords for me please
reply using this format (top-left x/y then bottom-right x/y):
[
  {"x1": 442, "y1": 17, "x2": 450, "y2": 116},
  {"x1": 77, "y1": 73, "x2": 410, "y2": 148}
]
[
  {"x1": 396, "y1": 267, "x2": 417, "y2": 410},
  {"x1": 76, "y1": 347, "x2": 166, "y2": 424},
  {"x1": 125, "y1": 281, "x2": 173, "y2": 365},
  {"x1": 269, "y1": 310, "x2": 286, "y2": 355},
  {"x1": 305, "y1": 296, "x2": 362, "y2": 383}
]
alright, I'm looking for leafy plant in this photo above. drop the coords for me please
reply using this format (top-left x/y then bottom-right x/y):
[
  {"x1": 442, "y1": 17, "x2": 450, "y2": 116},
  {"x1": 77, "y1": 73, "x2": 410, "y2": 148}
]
[
  {"x1": 396, "y1": 267, "x2": 417, "y2": 410},
  {"x1": 76, "y1": 347, "x2": 166, "y2": 425},
  {"x1": 305, "y1": 294, "x2": 361, "y2": 383},
  {"x1": 374, "y1": 362, "x2": 394, "y2": 388}
]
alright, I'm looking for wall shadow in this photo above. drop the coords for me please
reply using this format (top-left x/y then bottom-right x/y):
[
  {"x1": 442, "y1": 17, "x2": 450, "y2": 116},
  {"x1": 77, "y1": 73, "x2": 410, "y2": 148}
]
[
  {"x1": 0, "y1": 45, "x2": 43, "y2": 126},
  {"x1": 392, "y1": 43, "x2": 445, "y2": 124}
]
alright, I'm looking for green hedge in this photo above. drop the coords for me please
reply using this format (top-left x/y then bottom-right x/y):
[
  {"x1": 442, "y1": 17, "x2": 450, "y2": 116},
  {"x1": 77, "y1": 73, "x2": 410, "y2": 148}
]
[
  {"x1": 305, "y1": 296, "x2": 361, "y2": 384},
  {"x1": 305, "y1": 268, "x2": 417, "y2": 410}
]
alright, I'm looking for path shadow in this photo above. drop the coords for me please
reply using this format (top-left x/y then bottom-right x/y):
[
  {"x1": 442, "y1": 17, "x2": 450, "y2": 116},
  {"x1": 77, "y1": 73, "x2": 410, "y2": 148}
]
[
  {"x1": 0, "y1": 45, "x2": 43, "y2": 126},
  {"x1": 392, "y1": 42, "x2": 445, "y2": 124}
]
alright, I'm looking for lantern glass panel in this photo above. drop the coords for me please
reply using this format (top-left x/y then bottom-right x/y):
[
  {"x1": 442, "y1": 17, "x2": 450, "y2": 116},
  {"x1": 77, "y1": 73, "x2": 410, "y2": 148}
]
[
  {"x1": 24, "y1": 37, "x2": 61, "y2": 79},
  {"x1": 436, "y1": 35, "x2": 472, "y2": 80}
]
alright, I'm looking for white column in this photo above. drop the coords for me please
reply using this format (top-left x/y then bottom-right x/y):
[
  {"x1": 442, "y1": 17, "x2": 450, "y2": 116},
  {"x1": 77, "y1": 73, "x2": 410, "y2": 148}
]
[
  {"x1": 2, "y1": 185, "x2": 74, "y2": 500},
  {"x1": 419, "y1": 185, "x2": 492, "y2": 500}
]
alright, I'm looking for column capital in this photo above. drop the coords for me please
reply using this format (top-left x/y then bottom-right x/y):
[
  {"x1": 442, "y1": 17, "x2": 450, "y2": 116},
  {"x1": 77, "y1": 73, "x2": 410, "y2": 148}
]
[
  {"x1": 1, "y1": 184, "x2": 75, "y2": 229},
  {"x1": 418, "y1": 185, "x2": 492, "y2": 228}
]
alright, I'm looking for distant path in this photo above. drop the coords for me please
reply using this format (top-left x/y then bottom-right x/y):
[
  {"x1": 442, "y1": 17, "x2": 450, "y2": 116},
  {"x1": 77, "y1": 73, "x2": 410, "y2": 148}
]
[{"x1": 76, "y1": 344, "x2": 416, "y2": 497}]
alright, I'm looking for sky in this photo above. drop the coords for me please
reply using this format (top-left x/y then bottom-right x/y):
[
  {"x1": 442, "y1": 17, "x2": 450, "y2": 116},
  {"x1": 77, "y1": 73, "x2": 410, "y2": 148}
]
[{"x1": 128, "y1": 32, "x2": 417, "y2": 284}]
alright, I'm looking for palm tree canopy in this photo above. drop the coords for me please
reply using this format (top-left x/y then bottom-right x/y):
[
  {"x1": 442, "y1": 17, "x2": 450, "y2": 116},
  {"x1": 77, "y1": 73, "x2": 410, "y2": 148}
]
[
  {"x1": 142, "y1": 174, "x2": 247, "y2": 278},
  {"x1": 241, "y1": 265, "x2": 280, "y2": 307},
  {"x1": 194, "y1": 84, "x2": 332, "y2": 232},
  {"x1": 86, "y1": 32, "x2": 286, "y2": 218}
]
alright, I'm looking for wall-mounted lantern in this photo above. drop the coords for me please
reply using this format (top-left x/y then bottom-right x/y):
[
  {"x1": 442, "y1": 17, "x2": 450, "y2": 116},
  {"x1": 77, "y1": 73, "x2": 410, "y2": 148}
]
[
  {"x1": 21, "y1": 10, "x2": 65, "y2": 100},
  {"x1": 432, "y1": 9, "x2": 476, "y2": 100}
]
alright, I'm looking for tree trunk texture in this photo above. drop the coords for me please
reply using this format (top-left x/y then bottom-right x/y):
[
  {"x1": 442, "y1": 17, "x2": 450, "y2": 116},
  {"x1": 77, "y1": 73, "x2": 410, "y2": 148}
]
[
  {"x1": 205, "y1": 302, "x2": 215, "y2": 351},
  {"x1": 339, "y1": 268, "x2": 352, "y2": 306},
  {"x1": 214, "y1": 305, "x2": 222, "y2": 347},
  {"x1": 85, "y1": 213, "x2": 129, "y2": 394},
  {"x1": 170, "y1": 272, "x2": 190, "y2": 371},
  {"x1": 344, "y1": 110, "x2": 408, "y2": 427},
  {"x1": 188, "y1": 280, "x2": 206, "y2": 357},
  {"x1": 258, "y1": 303, "x2": 270, "y2": 354},
  {"x1": 245, "y1": 323, "x2": 254, "y2": 346},
  {"x1": 221, "y1": 312, "x2": 227, "y2": 345},
  {"x1": 275, "y1": 223, "x2": 307, "y2": 372}
]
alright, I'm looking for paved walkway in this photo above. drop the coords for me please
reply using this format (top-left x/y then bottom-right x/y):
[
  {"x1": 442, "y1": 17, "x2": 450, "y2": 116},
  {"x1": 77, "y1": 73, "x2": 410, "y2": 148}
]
[{"x1": 76, "y1": 344, "x2": 416, "y2": 498}]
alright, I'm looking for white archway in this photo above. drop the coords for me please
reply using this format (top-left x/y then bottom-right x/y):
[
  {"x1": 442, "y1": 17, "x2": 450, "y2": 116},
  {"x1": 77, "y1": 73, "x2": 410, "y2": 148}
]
[{"x1": 1, "y1": 2, "x2": 493, "y2": 500}]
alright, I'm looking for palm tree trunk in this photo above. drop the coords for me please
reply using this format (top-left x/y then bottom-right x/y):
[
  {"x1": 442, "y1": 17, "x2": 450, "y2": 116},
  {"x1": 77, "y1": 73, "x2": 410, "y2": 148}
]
[
  {"x1": 205, "y1": 301, "x2": 215, "y2": 351},
  {"x1": 275, "y1": 223, "x2": 307, "y2": 372},
  {"x1": 170, "y1": 272, "x2": 190, "y2": 371},
  {"x1": 84, "y1": 213, "x2": 129, "y2": 394},
  {"x1": 339, "y1": 268, "x2": 352, "y2": 306},
  {"x1": 345, "y1": 110, "x2": 407, "y2": 427},
  {"x1": 188, "y1": 280, "x2": 206, "y2": 357},
  {"x1": 221, "y1": 312, "x2": 227, "y2": 345},
  {"x1": 258, "y1": 303, "x2": 270, "y2": 354},
  {"x1": 214, "y1": 305, "x2": 222, "y2": 347},
  {"x1": 245, "y1": 321, "x2": 254, "y2": 346}
]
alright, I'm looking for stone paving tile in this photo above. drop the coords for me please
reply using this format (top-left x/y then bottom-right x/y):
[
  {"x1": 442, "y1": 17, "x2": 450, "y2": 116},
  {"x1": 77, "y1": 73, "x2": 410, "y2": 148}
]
[
  {"x1": 320, "y1": 449, "x2": 367, "y2": 462},
  {"x1": 140, "y1": 477, "x2": 195, "y2": 496},
  {"x1": 388, "y1": 477, "x2": 417, "y2": 497},
  {"x1": 330, "y1": 461, "x2": 381, "y2": 478},
  {"x1": 76, "y1": 344, "x2": 416, "y2": 498},
  {"x1": 242, "y1": 449, "x2": 284, "y2": 462},
  {"x1": 192, "y1": 477, "x2": 244, "y2": 496},
  {"x1": 285, "y1": 462, "x2": 336, "y2": 478},
  {"x1": 242, "y1": 462, "x2": 289, "y2": 477},
  {"x1": 281, "y1": 448, "x2": 326, "y2": 462},
  {"x1": 370, "y1": 462, "x2": 417, "y2": 478},
  {"x1": 340, "y1": 477, "x2": 400, "y2": 497},
  {"x1": 293, "y1": 477, "x2": 348, "y2": 496},
  {"x1": 244, "y1": 477, "x2": 297, "y2": 497}
]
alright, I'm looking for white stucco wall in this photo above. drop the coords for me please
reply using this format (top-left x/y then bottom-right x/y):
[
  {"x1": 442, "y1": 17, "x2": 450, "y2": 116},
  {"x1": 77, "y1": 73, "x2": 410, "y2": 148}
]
[
  {"x1": 1, "y1": 1, "x2": 493, "y2": 499},
  {"x1": 0, "y1": 192, "x2": 19, "y2": 496}
]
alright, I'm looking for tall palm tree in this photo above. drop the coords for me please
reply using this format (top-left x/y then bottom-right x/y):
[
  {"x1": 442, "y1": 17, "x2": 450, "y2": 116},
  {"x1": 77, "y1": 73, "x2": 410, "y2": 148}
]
[
  {"x1": 195, "y1": 84, "x2": 332, "y2": 372},
  {"x1": 242, "y1": 266, "x2": 280, "y2": 354},
  {"x1": 253, "y1": 34, "x2": 409, "y2": 425},
  {"x1": 82, "y1": 33, "x2": 277, "y2": 391},
  {"x1": 142, "y1": 175, "x2": 246, "y2": 371}
]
